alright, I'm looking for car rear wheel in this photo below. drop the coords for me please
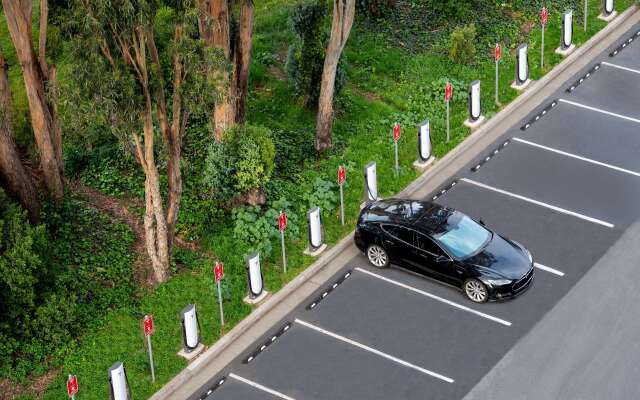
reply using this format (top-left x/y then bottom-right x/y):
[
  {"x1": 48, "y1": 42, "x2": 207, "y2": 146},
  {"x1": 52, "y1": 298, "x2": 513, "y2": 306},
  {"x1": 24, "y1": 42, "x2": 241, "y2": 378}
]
[
  {"x1": 366, "y1": 244, "x2": 389, "y2": 268},
  {"x1": 464, "y1": 279, "x2": 488, "y2": 303}
]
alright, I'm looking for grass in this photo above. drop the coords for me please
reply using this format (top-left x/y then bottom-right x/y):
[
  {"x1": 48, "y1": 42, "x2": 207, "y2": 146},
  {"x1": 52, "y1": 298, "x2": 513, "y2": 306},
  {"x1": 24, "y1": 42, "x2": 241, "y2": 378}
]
[{"x1": 0, "y1": 0, "x2": 634, "y2": 398}]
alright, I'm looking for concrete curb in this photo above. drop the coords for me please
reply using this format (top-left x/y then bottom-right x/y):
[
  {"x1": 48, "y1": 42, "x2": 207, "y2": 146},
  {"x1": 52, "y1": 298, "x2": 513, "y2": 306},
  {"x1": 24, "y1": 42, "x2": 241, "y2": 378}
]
[{"x1": 150, "y1": 6, "x2": 638, "y2": 399}]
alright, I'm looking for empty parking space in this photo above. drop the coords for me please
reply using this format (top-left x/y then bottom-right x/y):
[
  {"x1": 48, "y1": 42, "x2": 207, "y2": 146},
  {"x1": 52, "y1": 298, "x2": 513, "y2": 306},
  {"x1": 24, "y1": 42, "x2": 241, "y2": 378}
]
[
  {"x1": 608, "y1": 31, "x2": 640, "y2": 70},
  {"x1": 565, "y1": 63, "x2": 640, "y2": 119},
  {"x1": 190, "y1": 374, "x2": 283, "y2": 400},
  {"x1": 296, "y1": 267, "x2": 513, "y2": 394},
  {"x1": 516, "y1": 103, "x2": 640, "y2": 174},
  {"x1": 233, "y1": 323, "x2": 452, "y2": 400},
  {"x1": 466, "y1": 139, "x2": 640, "y2": 227}
]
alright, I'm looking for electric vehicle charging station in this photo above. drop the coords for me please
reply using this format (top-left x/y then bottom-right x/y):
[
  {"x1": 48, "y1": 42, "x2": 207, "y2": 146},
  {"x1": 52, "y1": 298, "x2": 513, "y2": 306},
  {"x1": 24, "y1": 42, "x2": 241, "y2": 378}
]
[
  {"x1": 108, "y1": 362, "x2": 131, "y2": 400},
  {"x1": 180, "y1": 304, "x2": 200, "y2": 352},
  {"x1": 599, "y1": 0, "x2": 617, "y2": 21},
  {"x1": 464, "y1": 80, "x2": 485, "y2": 129},
  {"x1": 362, "y1": 161, "x2": 379, "y2": 208},
  {"x1": 413, "y1": 120, "x2": 435, "y2": 171},
  {"x1": 512, "y1": 44, "x2": 532, "y2": 90},
  {"x1": 304, "y1": 206, "x2": 327, "y2": 256},
  {"x1": 244, "y1": 252, "x2": 268, "y2": 304},
  {"x1": 556, "y1": 10, "x2": 576, "y2": 56},
  {"x1": 176, "y1": 304, "x2": 204, "y2": 360}
]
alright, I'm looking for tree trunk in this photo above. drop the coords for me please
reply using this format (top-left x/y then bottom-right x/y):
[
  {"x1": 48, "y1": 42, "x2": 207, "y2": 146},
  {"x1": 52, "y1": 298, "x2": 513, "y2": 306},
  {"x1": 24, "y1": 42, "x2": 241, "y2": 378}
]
[
  {"x1": 315, "y1": 0, "x2": 356, "y2": 152},
  {"x1": 198, "y1": 0, "x2": 255, "y2": 138},
  {"x1": 0, "y1": 55, "x2": 40, "y2": 223},
  {"x1": 149, "y1": 25, "x2": 185, "y2": 255},
  {"x1": 207, "y1": 0, "x2": 235, "y2": 139},
  {"x1": 130, "y1": 28, "x2": 171, "y2": 284},
  {"x1": 234, "y1": 0, "x2": 254, "y2": 124},
  {"x1": 2, "y1": 0, "x2": 64, "y2": 199},
  {"x1": 134, "y1": 110, "x2": 170, "y2": 284}
]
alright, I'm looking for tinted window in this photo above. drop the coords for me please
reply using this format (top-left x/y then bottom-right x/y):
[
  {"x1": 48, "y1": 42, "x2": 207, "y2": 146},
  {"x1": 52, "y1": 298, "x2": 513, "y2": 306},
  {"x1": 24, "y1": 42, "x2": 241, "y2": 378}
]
[
  {"x1": 415, "y1": 233, "x2": 441, "y2": 255},
  {"x1": 382, "y1": 225, "x2": 414, "y2": 245}
]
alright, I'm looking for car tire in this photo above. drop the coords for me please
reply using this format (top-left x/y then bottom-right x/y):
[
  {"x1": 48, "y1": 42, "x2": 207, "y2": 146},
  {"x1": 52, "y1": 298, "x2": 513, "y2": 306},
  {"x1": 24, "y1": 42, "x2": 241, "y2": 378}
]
[
  {"x1": 463, "y1": 279, "x2": 488, "y2": 303},
  {"x1": 366, "y1": 244, "x2": 389, "y2": 268}
]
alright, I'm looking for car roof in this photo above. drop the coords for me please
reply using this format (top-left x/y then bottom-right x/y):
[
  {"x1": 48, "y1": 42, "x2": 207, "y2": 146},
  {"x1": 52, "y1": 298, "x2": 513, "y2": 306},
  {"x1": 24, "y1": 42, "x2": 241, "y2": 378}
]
[{"x1": 363, "y1": 198, "x2": 455, "y2": 235}]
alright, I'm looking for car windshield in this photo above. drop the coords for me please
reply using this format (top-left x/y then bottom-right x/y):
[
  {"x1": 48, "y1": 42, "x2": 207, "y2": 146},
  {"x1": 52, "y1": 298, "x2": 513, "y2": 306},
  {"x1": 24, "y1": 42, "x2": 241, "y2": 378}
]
[{"x1": 433, "y1": 213, "x2": 491, "y2": 259}]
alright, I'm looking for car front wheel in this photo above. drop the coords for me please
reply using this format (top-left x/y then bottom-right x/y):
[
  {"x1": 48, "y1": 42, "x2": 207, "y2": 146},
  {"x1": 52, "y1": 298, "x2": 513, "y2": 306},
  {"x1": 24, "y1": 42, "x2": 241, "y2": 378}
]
[
  {"x1": 366, "y1": 244, "x2": 389, "y2": 268},
  {"x1": 464, "y1": 279, "x2": 488, "y2": 303}
]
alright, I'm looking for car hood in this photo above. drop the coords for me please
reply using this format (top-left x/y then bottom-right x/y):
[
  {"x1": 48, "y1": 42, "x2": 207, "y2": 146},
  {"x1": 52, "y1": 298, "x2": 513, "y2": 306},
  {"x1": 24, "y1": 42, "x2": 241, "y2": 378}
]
[{"x1": 466, "y1": 234, "x2": 531, "y2": 280}]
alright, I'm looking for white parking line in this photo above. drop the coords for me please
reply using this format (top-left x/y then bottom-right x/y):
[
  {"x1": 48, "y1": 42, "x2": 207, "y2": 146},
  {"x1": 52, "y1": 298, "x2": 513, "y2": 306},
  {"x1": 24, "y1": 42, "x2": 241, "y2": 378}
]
[
  {"x1": 460, "y1": 178, "x2": 615, "y2": 229},
  {"x1": 295, "y1": 318, "x2": 455, "y2": 383},
  {"x1": 513, "y1": 137, "x2": 640, "y2": 178},
  {"x1": 355, "y1": 267, "x2": 512, "y2": 326},
  {"x1": 534, "y1": 262, "x2": 565, "y2": 277},
  {"x1": 229, "y1": 373, "x2": 297, "y2": 400},
  {"x1": 602, "y1": 61, "x2": 640, "y2": 75},
  {"x1": 559, "y1": 99, "x2": 640, "y2": 125}
]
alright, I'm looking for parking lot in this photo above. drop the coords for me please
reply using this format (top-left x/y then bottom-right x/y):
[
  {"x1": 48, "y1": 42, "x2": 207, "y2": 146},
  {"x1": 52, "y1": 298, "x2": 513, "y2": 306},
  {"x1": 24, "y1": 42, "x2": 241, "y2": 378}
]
[{"x1": 190, "y1": 24, "x2": 640, "y2": 400}]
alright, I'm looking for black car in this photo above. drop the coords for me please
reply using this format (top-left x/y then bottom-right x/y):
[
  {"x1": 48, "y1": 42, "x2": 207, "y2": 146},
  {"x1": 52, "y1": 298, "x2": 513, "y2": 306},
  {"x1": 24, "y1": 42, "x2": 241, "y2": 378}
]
[{"x1": 354, "y1": 199, "x2": 534, "y2": 303}]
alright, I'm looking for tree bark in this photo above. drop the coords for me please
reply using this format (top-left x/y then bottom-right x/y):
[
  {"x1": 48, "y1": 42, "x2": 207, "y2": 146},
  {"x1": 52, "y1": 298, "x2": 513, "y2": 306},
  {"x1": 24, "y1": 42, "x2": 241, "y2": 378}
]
[
  {"x1": 2, "y1": 0, "x2": 64, "y2": 199},
  {"x1": 147, "y1": 25, "x2": 185, "y2": 255},
  {"x1": 198, "y1": 0, "x2": 255, "y2": 138},
  {"x1": 315, "y1": 0, "x2": 356, "y2": 152},
  {"x1": 234, "y1": 0, "x2": 254, "y2": 124},
  {"x1": 130, "y1": 27, "x2": 171, "y2": 284},
  {"x1": 0, "y1": 55, "x2": 40, "y2": 223}
]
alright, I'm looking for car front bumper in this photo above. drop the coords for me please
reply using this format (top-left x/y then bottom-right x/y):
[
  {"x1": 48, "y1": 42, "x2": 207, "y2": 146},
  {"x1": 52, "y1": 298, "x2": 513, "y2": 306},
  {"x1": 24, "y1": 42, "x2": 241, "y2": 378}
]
[{"x1": 489, "y1": 266, "x2": 535, "y2": 301}]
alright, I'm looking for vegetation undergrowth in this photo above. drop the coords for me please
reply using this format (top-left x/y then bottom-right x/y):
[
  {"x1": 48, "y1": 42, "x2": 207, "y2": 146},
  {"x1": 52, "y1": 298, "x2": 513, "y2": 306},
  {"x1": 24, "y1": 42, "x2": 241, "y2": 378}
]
[{"x1": 0, "y1": 0, "x2": 633, "y2": 398}]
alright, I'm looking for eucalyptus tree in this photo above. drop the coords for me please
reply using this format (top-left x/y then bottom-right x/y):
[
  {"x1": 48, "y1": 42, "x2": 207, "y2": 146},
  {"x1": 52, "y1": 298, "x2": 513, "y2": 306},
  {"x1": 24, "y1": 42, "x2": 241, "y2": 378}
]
[
  {"x1": 69, "y1": 0, "x2": 220, "y2": 283},
  {"x1": 2, "y1": 0, "x2": 64, "y2": 199},
  {"x1": 0, "y1": 54, "x2": 40, "y2": 223},
  {"x1": 196, "y1": 0, "x2": 254, "y2": 139},
  {"x1": 315, "y1": 0, "x2": 355, "y2": 152}
]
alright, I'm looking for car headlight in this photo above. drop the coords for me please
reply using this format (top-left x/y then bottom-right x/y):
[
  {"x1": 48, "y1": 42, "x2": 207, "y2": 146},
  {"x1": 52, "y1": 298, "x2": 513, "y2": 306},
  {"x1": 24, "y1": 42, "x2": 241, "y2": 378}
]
[{"x1": 483, "y1": 278, "x2": 512, "y2": 287}]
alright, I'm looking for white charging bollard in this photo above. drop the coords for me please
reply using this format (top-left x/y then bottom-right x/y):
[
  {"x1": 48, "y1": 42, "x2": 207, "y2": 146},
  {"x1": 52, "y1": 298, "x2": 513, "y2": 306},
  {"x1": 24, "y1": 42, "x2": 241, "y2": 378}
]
[
  {"x1": 512, "y1": 44, "x2": 532, "y2": 90},
  {"x1": 108, "y1": 362, "x2": 130, "y2": 400},
  {"x1": 243, "y1": 252, "x2": 268, "y2": 304},
  {"x1": 181, "y1": 304, "x2": 199, "y2": 351},
  {"x1": 362, "y1": 161, "x2": 379, "y2": 208},
  {"x1": 599, "y1": 0, "x2": 617, "y2": 21},
  {"x1": 304, "y1": 206, "x2": 327, "y2": 256},
  {"x1": 556, "y1": 10, "x2": 575, "y2": 56},
  {"x1": 177, "y1": 304, "x2": 204, "y2": 359},
  {"x1": 464, "y1": 80, "x2": 485, "y2": 129},
  {"x1": 413, "y1": 120, "x2": 435, "y2": 171}
]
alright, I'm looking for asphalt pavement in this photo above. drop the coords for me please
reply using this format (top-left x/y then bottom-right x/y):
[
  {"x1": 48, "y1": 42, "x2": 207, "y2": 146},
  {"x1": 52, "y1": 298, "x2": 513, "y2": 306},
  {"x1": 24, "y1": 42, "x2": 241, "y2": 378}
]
[{"x1": 188, "y1": 20, "x2": 640, "y2": 400}]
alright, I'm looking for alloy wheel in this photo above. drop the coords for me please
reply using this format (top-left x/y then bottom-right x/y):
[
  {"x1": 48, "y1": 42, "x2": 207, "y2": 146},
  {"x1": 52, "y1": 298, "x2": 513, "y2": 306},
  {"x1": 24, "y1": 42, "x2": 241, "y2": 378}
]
[
  {"x1": 465, "y1": 279, "x2": 488, "y2": 303},
  {"x1": 367, "y1": 245, "x2": 388, "y2": 268}
]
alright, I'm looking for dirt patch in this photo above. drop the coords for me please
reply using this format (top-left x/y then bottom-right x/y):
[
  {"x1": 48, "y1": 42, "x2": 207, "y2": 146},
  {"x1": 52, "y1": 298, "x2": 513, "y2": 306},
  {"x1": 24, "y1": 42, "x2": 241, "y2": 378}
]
[
  {"x1": 268, "y1": 65, "x2": 286, "y2": 82},
  {"x1": 0, "y1": 367, "x2": 59, "y2": 400},
  {"x1": 351, "y1": 85, "x2": 383, "y2": 103}
]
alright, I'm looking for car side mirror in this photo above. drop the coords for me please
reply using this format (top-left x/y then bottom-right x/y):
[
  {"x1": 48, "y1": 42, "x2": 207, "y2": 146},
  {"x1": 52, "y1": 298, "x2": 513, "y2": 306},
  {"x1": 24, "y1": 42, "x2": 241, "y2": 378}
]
[
  {"x1": 435, "y1": 255, "x2": 450, "y2": 263},
  {"x1": 479, "y1": 219, "x2": 486, "y2": 227}
]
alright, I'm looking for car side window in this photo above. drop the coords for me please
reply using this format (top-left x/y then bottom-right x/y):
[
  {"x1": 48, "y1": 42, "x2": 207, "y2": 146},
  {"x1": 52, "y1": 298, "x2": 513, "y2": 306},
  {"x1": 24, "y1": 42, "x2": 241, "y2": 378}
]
[
  {"x1": 415, "y1": 232, "x2": 442, "y2": 255},
  {"x1": 382, "y1": 225, "x2": 413, "y2": 245}
]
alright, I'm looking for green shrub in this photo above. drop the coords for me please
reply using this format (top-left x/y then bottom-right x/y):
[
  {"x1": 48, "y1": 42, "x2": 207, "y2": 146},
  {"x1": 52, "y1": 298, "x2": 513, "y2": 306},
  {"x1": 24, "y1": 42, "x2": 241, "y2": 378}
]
[
  {"x1": 303, "y1": 177, "x2": 338, "y2": 216},
  {"x1": 0, "y1": 190, "x2": 135, "y2": 381},
  {"x1": 231, "y1": 197, "x2": 301, "y2": 259},
  {"x1": 285, "y1": 0, "x2": 347, "y2": 108},
  {"x1": 356, "y1": 0, "x2": 397, "y2": 18},
  {"x1": 448, "y1": 24, "x2": 477, "y2": 65},
  {"x1": 420, "y1": 0, "x2": 473, "y2": 22},
  {"x1": 203, "y1": 124, "x2": 276, "y2": 203}
]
